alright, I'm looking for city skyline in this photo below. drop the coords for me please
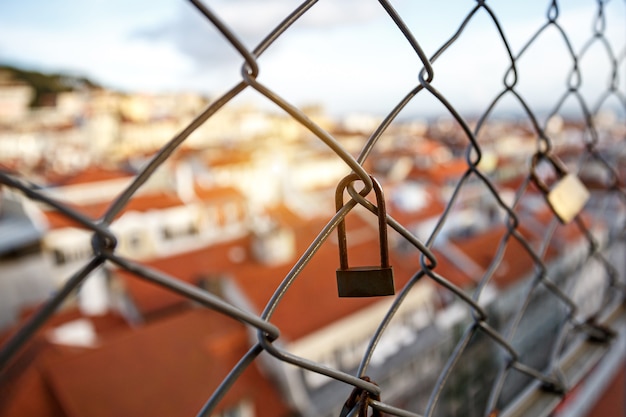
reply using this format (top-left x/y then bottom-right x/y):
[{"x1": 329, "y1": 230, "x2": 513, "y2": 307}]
[{"x1": 1, "y1": 0, "x2": 622, "y2": 117}]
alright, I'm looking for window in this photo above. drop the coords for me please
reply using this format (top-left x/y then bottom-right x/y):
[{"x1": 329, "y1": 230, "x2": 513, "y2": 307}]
[
  {"x1": 51, "y1": 246, "x2": 92, "y2": 266},
  {"x1": 53, "y1": 248, "x2": 66, "y2": 265},
  {"x1": 0, "y1": 241, "x2": 40, "y2": 261},
  {"x1": 127, "y1": 232, "x2": 142, "y2": 249},
  {"x1": 161, "y1": 222, "x2": 199, "y2": 240}
]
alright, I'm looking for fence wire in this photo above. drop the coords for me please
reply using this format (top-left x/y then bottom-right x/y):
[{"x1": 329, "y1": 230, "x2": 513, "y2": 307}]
[{"x1": 1, "y1": 1, "x2": 625, "y2": 417}]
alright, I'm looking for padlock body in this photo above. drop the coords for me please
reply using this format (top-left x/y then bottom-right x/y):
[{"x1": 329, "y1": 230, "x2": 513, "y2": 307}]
[
  {"x1": 547, "y1": 173, "x2": 590, "y2": 224},
  {"x1": 336, "y1": 266, "x2": 394, "y2": 297}
]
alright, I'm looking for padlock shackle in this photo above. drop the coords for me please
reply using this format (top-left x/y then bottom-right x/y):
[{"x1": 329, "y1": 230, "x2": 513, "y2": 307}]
[
  {"x1": 530, "y1": 151, "x2": 569, "y2": 194},
  {"x1": 335, "y1": 173, "x2": 390, "y2": 270}
]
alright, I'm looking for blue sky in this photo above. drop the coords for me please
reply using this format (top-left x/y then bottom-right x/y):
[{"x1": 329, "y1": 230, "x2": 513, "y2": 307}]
[{"x1": 0, "y1": 0, "x2": 623, "y2": 117}]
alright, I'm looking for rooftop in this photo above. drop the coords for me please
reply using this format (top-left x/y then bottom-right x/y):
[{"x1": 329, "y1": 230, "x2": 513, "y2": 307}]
[{"x1": 0, "y1": 308, "x2": 289, "y2": 417}]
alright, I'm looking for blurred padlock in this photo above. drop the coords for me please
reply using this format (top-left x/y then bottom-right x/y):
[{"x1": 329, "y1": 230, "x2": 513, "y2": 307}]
[
  {"x1": 546, "y1": 173, "x2": 590, "y2": 224},
  {"x1": 531, "y1": 152, "x2": 589, "y2": 224},
  {"x1": 335, "y1": 174, "x2": 394, "y2": 297}
]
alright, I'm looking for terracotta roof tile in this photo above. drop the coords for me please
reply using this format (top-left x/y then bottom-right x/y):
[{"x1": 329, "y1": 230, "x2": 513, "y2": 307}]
[
  {"x1": 42, "y1": 308, "x2": 289, "y2": 417},
  {"x1": 447, "y1": 224, "x2": 559, "y2": 289},
  {"x1": 265, "y1": 203, "x2": 309, "y2": 228},
  {"x1": 193, "y1": 184, "x2": 245, "y2": 203},
  {"x1": 2, "y1": 308, "x2": 290, "y2": 417},
  {"x1": 0, "y1": 308, "x2": 131, "y2": 417},
  {"x1": 43, "y1": 191, "x2": 185, "y2": 230},
  {"x1": 116, "y1": 211, "x2": 433, "y2": 342},
  {"x1": 407, "y1": 158, "x2": 469, "y2": 185},
  {"x1": 115, "y1": 235, "x2": 251, "y2": 315},
  {"x1": 204, "y1": 150, "x2": 253, "y2": 167},
  {"x1": 516, "y1": 205, "x2": 593, "y2": 255},
  {"x1": 46, "y1": 165, "x2": 135, "y2": 187},
  {"x1": 0, "y1": 336, "x2": 67, "y2": 417}
]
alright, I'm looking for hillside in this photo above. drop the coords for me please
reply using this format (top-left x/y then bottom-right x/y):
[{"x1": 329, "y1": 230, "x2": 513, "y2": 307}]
[{"x1": 0, "y1": 64, "x2": 100, "y2": 106}]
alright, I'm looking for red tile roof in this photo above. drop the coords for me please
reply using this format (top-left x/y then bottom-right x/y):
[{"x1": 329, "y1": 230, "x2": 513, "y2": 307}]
[
  {"x1": 41, "y1": 308, "x2": 289, "y2": 417},
  {"x1": 408, "y1": 158, "x2": 469, "y2": 185},
  {"x1": 421, "y1": 249, "x2": 476, "y2": 289},
  {"x1": 116, "y1": 209, "x2": 434, "y2": 342},
  {"x1": 1, "y1": 309, "x2": 290, "y2": 417},
  {"x1": 0, "y1": 335, "x2": 66, "y2": 417},
  {"x1": 115, "y1": 236, "x2": 251, "y2": 316},
  {"x1": 0, "y1": 308, "x2": 131, "y2": 417},
  {"x1": 193, "y1": 184, "x2": 246, "y2": 204},
  {"x1": 527, "y1": 208, "x2": 597, "y2": 260},
  {"x1": 46, "y1": 165, "x2": 135, "y2": 188},
  {"x1": 204, "y1": 150, "x2": 253, "y2": 167},
  {"x1": 447, "y1": 224, "x2": 559, "y2": 289},
  {"x1": 43, "y1": 191, "x2": 185, "y2": 230},
  {"x1": 265, "y1": 203, "x2": 310, "y2": 228}
]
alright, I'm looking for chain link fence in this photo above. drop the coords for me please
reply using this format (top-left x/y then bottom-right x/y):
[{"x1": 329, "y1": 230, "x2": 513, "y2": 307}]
[{"x1": 1, "y1": 0, "x2": 626, "y2": 416}]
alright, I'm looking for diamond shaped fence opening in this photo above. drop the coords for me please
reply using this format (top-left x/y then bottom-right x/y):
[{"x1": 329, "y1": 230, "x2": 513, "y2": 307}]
[{"x1": 0, "y1": 1, "x2": 625, "y2": 417}]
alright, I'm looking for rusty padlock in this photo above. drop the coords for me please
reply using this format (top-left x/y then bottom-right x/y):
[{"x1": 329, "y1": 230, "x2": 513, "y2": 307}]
[
  {"x1": 335, "y1": 174, "x2": 394, "y2": 297},
  {"x1": 339, "y1": 376, "x2": 382, "y2": 417},
  {"x1": 530, "y1": 152, "x2": 590, "y2": 224}
]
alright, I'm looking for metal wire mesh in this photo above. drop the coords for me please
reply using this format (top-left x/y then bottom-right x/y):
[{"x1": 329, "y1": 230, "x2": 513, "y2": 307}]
[{"x1": 1, "y1": 1, "x2": 625, "y2": 416}]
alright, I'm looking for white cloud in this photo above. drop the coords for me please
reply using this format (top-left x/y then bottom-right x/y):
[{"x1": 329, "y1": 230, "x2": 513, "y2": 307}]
[
  {"x1": 0, "y1": 0, "x2": 622, "y2": 116},
  {"x1": 0, "y1": 24, "x2": 193, "y2": 92}
]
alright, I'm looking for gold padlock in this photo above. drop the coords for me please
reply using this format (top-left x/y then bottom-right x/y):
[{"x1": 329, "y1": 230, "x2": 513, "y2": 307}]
[
  {"x1": 335, "y1": 174, "x2": 394, "y2": 297},
  {"x1": 531, "y1": 152, "x2": 589, "y2": 224}
]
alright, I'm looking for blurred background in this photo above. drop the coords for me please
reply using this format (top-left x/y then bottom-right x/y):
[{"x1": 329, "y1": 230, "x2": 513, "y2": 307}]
[{"x1": 0, "y1": 1, "x2": 625, "y2": 417}]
